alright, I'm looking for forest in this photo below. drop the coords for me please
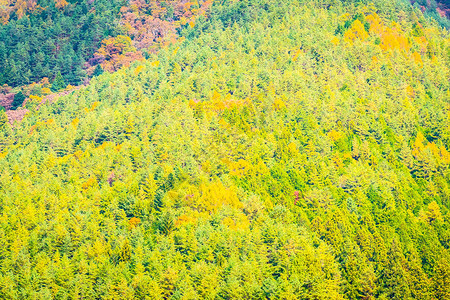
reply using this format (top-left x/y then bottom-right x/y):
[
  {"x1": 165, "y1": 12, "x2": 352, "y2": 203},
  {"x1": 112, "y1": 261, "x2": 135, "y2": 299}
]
[
  {"x1": 0, "y1": 0, "x2": 213, "y2": 89},
  {"x1": 0, "y1": 0, "x2": 448, "y2": 92},
  {"x1": 0, "y1": 0, "x2": 449, "y2": 299}
]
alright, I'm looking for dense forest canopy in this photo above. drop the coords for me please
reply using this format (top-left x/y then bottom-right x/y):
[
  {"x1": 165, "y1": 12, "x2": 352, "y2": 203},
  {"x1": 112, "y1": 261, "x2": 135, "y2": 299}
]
[
  {"x1": 0, "y1": 0, "x2": 213, "y2": 89},
  {"x1": 0, "y1": 0, "x2": 449, "y2": 299},
  {"x1": 0, "y1": 0, "x2": 124, "y2": 87}
]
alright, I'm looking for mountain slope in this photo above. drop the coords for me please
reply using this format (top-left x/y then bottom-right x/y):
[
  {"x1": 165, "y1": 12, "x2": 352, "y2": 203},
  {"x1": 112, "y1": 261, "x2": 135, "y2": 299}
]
[{"x1": 0, "y1": 0, "x2": 449, "y2": 298}]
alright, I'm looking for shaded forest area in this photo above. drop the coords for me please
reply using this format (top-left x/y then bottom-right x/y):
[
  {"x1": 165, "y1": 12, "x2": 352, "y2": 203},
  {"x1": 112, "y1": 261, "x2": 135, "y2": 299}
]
[{"x1": 0, "y1": 0, "x2": 213, "y2": 92}]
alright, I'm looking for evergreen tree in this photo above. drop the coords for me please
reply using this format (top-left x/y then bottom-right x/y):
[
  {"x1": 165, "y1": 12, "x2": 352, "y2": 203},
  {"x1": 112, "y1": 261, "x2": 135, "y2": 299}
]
[
  {"x1": 11, "y1": 91, "x2": 26, "y2": 110},
  {"x1": 51, "y1": 71, "x2": 66, "y2": 91},
  {"x1": 92, "y1": 64, "x2": 104, "y2": 77},
  {"x1": 0, "y1": 109, "x2": 7, "y2": 129}
]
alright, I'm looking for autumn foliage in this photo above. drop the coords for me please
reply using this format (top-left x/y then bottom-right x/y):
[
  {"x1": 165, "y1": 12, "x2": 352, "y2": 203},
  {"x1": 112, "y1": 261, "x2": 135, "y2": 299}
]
[{"x1": 0, "y1": 0, "x2": 449, "y2": 298}]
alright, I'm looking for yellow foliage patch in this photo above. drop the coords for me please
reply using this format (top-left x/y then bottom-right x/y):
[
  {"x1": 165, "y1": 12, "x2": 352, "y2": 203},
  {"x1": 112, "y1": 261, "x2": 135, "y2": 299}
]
[
  {"x1": 73, "y1": 150, "x2": 83, "y2": 160},
  {"x1": 273, "y1": 98, "x2": 286, "y2": 111},
  {"x1": 412, "y1": 132, "x2": 426, "y2": 157},
  {"x1": 82, "y1": 177, "x2": 97, "y2": 190},
  {"x1": 288, "y1": 142, "x2": 298, "y2": 154},
  {"x1": 222, "y1": 214, "x2": 250, "y2": 231},
  {"x1": 202, "y1": 160, "x2": 212, "y2": 173},
  {"x1": 381, "y1": 29, "x2": 410, "y2": 51},
  {"x1": 175, "y1": 214, "x2": 198, "y2": 227},
  {"x1": 440, "y1": 146, "x2": 450, "y2": 164},
  {"x1": 343, "y1": 152, "x2": 353, "y2": 161},
  {"x1": 191, "y1": 92, "x2": 248, "y2": 114},
  {"x1": 367, "y1": 13, "x2": 409, "y2": 52},
  {"x1": 229, "y1": 159, "x2": 251, "y2": 177},
  {"x1": 292, "y1": 48, "x2": 302, "y2": 61},
  {"x1": 134, "y1": 65, "x2": 145, "y2": 76},
  {"x1": 87, "y1": 239, "x2": 110, "y2": 261},
  {"x1": 254, "y1": 160, "x2": 269, "y2": 176},
  {"x1": 186, "y1": 180, "x2": 243, "y2": 213},
  {"x1": 29, "y1": 95, "x2": 42, "y2": 103},
  {"x1": 412, "y1": 52, "x2": 423, "y2": 65},
  {"x1": 128, "y1": 217, "x2": 141, "y2": 229},
  {"x1": 91, "y1": 102, "x2": 99, "y2": 111},
  {"x1": 344, "y1": 19, "x2": 368, "y2": 43},
  {"x1": 41, "y1": 87, "x2": 52, "y2": 95},
  {"x1": 71, "y1": 118, "x2": 79, "y2": 128},
  {"x1": 328, "y1": 130, "x2": 343, "y2": 142},
  {"x1": 407, "y1": 85, "x2": 415, "y2": 99},
  {"x1": 218, "y1": 118, "x2": 230, "y2": 129},
  {"x1": 85, "y1": 101, "x2": 99, "y2": 113},
  {"x1": 331, "y1": 36, "x2": 340, "y2": 46},
  {"x1": 412, "y1": 132, "x2": 450, "y2": 165},
  {"x1": 419, "y1": 201, "x2": 443, "y2": 223},
  {"x1": 414, "y1": 36, "x2": 428, "y2": 52},
  {"x1": 96, "y1": 142, "x2": 110, "y2": 151}
]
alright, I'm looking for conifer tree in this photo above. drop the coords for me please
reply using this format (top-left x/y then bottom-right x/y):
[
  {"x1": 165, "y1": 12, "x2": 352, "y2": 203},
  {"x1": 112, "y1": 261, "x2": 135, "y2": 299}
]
[
  {"x1": 51, "y1": 71, "x2": 66, "y2": 92},
  {"x1": 11, "y1": 91, "x2": 25, "y2": 110},
  {"x1": 92, "y1": 65, "x2": 104, "y2": 77}
]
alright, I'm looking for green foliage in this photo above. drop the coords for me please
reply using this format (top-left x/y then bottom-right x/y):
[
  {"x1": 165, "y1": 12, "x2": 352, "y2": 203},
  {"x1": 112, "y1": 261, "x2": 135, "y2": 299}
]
[
  {"x1": 0, "y1": 110, "x2": 7, "y2": 128},
  {"x1": 51, "y1": 71, "x2": 66, "y2": 92},
  {"x1": 11, "y1": 91, "x2": 26, "y2": 110},
  {"x1": 92, "y1": 64, "x2": 104, "y2": 77},
  {"x1": 0, "y1": 0, "x2": 123, "y2": 87}
]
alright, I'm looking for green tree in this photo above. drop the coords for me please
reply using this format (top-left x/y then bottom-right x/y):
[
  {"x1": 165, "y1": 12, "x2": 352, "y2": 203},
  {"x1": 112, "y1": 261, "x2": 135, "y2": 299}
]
[
  {"x1": 92, "y1": 65, "x2": 104, "y2": 77},
  {"x1": 0, "y1": 110, "x2": 7, "y2": 129},
  {"x1": 51, "y1": 71, "x2": 66, "y2": 92},
  {"x1": 11, "y1": 91, "x2": 26, "y2": 110}
]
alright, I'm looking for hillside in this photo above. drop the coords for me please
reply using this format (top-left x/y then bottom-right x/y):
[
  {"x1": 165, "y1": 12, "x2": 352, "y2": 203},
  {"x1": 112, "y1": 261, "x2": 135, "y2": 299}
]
[
  {"x1": 0, "y1": 0, "x2": 448, "y2": 102},
  {"x1": 0, "y1": 0, "x2": 449, "y2": 299}
]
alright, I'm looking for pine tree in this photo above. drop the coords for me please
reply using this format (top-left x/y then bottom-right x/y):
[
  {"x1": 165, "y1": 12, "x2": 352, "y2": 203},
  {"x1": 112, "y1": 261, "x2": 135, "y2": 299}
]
[
  {"x1": 51, "y1": 71, "x2": 66, "y2": 91},
  {"x1": 11, "y1": 91, "x2": 26, "y2": 110},
  {"x1": 93, "y1": 65, "x2": 104, "y2": 77}
]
